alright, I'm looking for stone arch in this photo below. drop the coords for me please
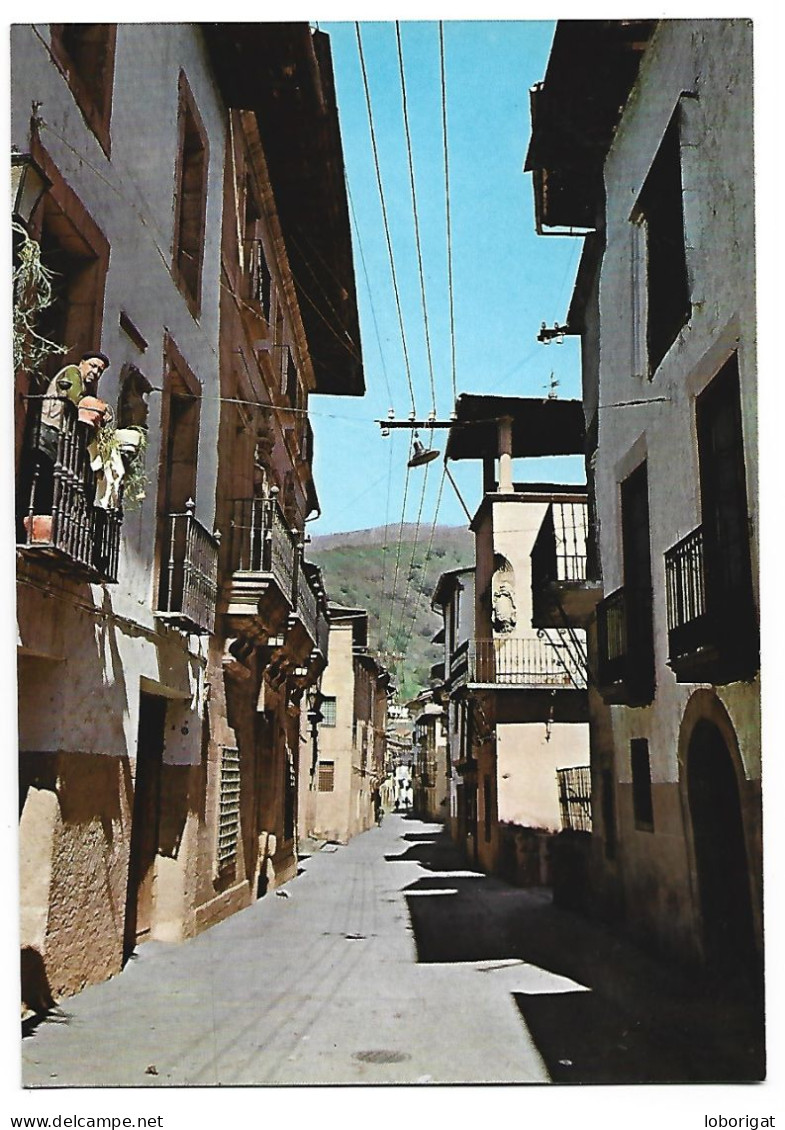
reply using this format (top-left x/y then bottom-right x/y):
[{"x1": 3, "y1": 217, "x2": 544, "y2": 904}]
[{"x1": 677, "y1": 689, "x2": 760, "y2": 974}]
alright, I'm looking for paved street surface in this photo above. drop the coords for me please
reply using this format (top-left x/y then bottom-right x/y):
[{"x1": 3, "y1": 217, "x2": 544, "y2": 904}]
[{"x1": 22, "y1": 816, "x2": 764, "y2": 1086}]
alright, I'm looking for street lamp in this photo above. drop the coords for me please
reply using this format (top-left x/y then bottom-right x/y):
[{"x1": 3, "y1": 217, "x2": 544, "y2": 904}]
[
  {"x1": 407, "y1": 431, "x2": 440, "y2": 468},
  {"x1": 11, "y1": 152, "x2": 50, "y2": 229}
]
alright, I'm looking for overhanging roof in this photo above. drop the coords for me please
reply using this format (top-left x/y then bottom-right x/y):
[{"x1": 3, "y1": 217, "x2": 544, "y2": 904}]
[
  {"x1": 432, "y1": 566, "x2": 474, "y2": 610},
  {"x1": 525, "y1": 20, "x2": 656, "y2": 231},
  {"x1": 202, "y1": 23, "x2": 364, "y2": 397},
  {"x1": 445, "y1": 394, "x2": 585, "y2": 461}
]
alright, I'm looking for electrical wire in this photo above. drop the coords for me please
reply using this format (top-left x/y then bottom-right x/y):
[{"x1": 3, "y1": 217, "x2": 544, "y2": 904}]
[
  {"x1": 346, "y1": 177, "x2": 395, "y2": 410},
  {"x1": 439, "y1": 22, "x2": 458, "y2": 405},
  {"x1": 355, "y1": 22, "x2": 417, "y2": 417},
  {"x1": 396, "y1": 21, "x2": 437, "y2": 417},
  {"x1": 398, "y1": 460, "x2": 447, "y2": 665},
  {"x1": 382, "y1": 460, "x2": 412, "y2": 653},
  {"x1": 391, "y1": 454, "x2": 431, "y2": 652},
  {"x1": 378, "y1": 433, "x2": 397, "y2": 651}
]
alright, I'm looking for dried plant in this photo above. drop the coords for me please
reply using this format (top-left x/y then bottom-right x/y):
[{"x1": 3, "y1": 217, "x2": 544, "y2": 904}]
[{"x1": 13, "y1": 221, "x2": 66, "y2": 381}]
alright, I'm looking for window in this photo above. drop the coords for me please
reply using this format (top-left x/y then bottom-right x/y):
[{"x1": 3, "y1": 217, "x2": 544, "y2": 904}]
[
  {"x1": 631, "y1": 738, "x2": 654, "y2": 831},
  {"x1": 173, "y1": 72, "x2": 208, "y2": 314},
  {"x1": 620, "y1": 461, "x2": 655, "y2": 703},
  {"x1": 50, "y1": 24, "x2": 116, "y2": 155},
  {"x1": 318, "y1": 761, "x2": 335, "y2": 793},
  {"x1": 697, "y1": 353, "x2": 754, "y2": 610},
  {"x1": 218, "y1": 746, "x2": 240, "y2": 869},
  {"x1": 634, "y1": 111, "x2": 690, "y2": 375},
  {"x1": 244, "y1": 180, "x2": 271, "y2": 321},
  {"x1": 320, "y1": 696, "x2": 337, "y2": 727}
]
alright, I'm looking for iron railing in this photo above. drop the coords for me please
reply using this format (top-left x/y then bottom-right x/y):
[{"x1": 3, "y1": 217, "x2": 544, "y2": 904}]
[
  {"x1": 596, "y1": 585, "x2": 655, "y2": 704},
  {"x1": 294, "y1": 561, "x2": 319, "y2": 645},
  {"x1": 17, "y1": 397, "x2": 122, "y2": 582},
  {"x1": 531, "y1": 500, "x2": 589, "y2": 586},
  {"x1": 468, "y1": 636, "x2": 577, "y2": 687},
  {"x1": 229, "y1": 494, "x2": 297, "y2": 604},
  {"x1": 557, "y1": 765, "x2": 592, "y2": 832},
  {"x1": 663, "y1": 523, "x2": 759, "y2": 679},
  {"x1": 665, "y1": 525, "x2": 707, "y2": 655},
  {"x1": 158, "y1": 501, "x2": 220, "y2": 634},
  {"x1": 316, "y1": 605, "x2": 330, "y2": 660}
]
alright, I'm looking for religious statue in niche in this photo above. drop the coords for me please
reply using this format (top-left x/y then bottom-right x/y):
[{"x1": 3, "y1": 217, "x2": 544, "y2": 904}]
[{"x1": 491, "y1": 555, "x2": 517, "y2": 635}]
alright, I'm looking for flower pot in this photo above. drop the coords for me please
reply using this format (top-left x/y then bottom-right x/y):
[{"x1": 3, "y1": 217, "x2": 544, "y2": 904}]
[
  {"x1": 23, "y1": 514, "x2": 53, "y2": 543},
  {"x1": 78, "y1": 396, "x2": 108, "y2": 428}
]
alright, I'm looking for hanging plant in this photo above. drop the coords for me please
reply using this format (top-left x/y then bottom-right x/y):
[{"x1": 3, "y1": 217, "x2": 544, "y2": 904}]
[
  {"x1": 93, "y1": 424, "x2": 149, "y2": 512},
  {"x1": 12, "y1": 221, "x2": 66, "y2": 381}
]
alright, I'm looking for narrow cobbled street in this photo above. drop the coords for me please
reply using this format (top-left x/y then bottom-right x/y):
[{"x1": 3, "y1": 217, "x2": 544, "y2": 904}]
[{"x1": 22, "y1": 816, "x2": 763, "y2": 1087}]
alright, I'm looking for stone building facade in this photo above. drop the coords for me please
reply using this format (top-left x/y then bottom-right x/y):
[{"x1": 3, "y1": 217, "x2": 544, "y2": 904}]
[
  {"x1": 527, "y1": 19, "x2": 760, "y2": 973},
  {"x1": 14, "y1": 22, "x2": 363, "y2": 1009}
]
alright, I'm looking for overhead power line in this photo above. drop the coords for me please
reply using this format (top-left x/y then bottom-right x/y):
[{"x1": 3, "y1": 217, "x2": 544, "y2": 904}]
[
  {"x1": 396, "y1": 21, "x2": 438, "y2": 417},
  {"x1": 355, "y1": 22, "x2": 417, "y2": 417},
  {"x1": 439, "y1": 22, "x2": 458, "y2": 404}
]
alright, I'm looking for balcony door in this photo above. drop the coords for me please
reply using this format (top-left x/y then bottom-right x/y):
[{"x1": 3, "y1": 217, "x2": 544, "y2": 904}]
[
  {"x1": 156, "y1": 340, "x2": 201, "y2": 614},
  {"x1": 124, "y1": 692, "x2": 167, "y2": 958},
  {"x1": 620, "y1": 462, "x2": 655, "y2": 700},
  {"x1": 697, "y1": 355, "x2": 755, "y2": 635}
]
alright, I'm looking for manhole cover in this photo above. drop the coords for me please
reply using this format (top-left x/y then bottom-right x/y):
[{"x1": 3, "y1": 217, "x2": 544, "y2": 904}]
[{"x1": 354, "y1": 1050, "x2": 411, "y2": 1065}]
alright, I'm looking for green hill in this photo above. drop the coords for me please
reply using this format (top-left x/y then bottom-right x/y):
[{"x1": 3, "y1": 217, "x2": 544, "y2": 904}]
[{"x1": 308, "y1": 524, "x2": 474, "y2": 701}]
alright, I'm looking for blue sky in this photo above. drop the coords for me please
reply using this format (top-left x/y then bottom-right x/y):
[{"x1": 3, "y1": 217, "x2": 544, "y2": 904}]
[{"x1": 309, "y1": 20, "x2": 585, "y2": 537}]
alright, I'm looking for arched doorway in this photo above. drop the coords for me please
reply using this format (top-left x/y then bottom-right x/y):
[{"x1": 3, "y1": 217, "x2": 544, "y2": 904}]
[{"x1": 687, "y1": 719, "x2": 756, "y2": 976}]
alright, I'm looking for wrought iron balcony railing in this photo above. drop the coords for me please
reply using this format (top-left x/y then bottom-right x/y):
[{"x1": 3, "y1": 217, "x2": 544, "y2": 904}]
[
  {"x1": 157, "y1": 501, "x2": 220, "y2": 635},
  {"x1": 17, "y1": 397, "x2": 122, "y2": 582},
  {"x1": 664, "y1": 524, "x2": 759, "y2": 682},
  {"x1": 531, "y1": 499, "x2": 600, "y2": 628},
  {"x1": 665, "y1": 526, "x2": 707, "y2": 657},
  {"x1": 557, "y1": 765, "x2": 592, "y2": 833},
  {"x1": 229, "y1": 493, "x2": 297, "y2": 606},
  {"x1": 315, "y1": 604, "x2": 330, "y2": 661},
  {"x1": 596, "y1": 585, "x2": 655, "y2": 705},
  {"x1": 294, "y1": 559, "x2": 319, "y2": 646},
  {"x1": 468, "y1": 636, "x2": 583, "y2": 688}
]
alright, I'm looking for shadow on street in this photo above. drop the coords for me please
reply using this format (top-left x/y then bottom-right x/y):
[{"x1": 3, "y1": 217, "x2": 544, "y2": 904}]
[{"x1": 396, "y1": 822, "x2": 765, "y2": 1083}]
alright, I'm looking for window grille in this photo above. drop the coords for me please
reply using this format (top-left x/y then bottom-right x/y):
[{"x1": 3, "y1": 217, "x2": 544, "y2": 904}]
[
  {"x1": 318, "y1": 761, "x2": 335, "y2": 793},
  {"x1": 557, "y1": 765, "x2": 592, "y2": 833},
  {"x1": 218, "y1": 745, "x2": 240, "y2": 869},
  {"x1": 320, "y1": 696, "x2": 337, "y2": 727}
]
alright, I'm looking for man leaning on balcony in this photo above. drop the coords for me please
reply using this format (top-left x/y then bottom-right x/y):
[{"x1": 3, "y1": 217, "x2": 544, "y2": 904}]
[{"x1": 31, "y1": 351, "x2": 111, "y2": 513}]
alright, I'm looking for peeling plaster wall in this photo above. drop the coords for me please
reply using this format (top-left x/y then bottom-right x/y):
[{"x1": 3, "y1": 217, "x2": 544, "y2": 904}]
[{"x1": 593, "y1": 19, "x2": 759, "y2": 962}]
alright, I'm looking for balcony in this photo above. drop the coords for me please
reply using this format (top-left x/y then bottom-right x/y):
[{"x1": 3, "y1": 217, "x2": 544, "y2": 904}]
[
  {"x1": 665, "y1": 525, "x2": 759, "y2": 683},
  {"x1": 468, "y1": 636, "x2": 586, "y2": 690},
  {"x1": 225, "y1": 492, "x2": 297, "y2": 639},
  {"x1": 292, "y1": 558, "x2": 319, "y2": 647},
  {"x1": 16, "y1": 398, "x2": 122, "y2": 583},
  {"x1": 157, "y1": 501, "x2": 220, "y2": 634},
  {"x1": 596, "y1": 586, "x2": 655, "y2": 706},
  {"x1": 531, "y1": 500, "x2": 602, "y2": 628}
]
